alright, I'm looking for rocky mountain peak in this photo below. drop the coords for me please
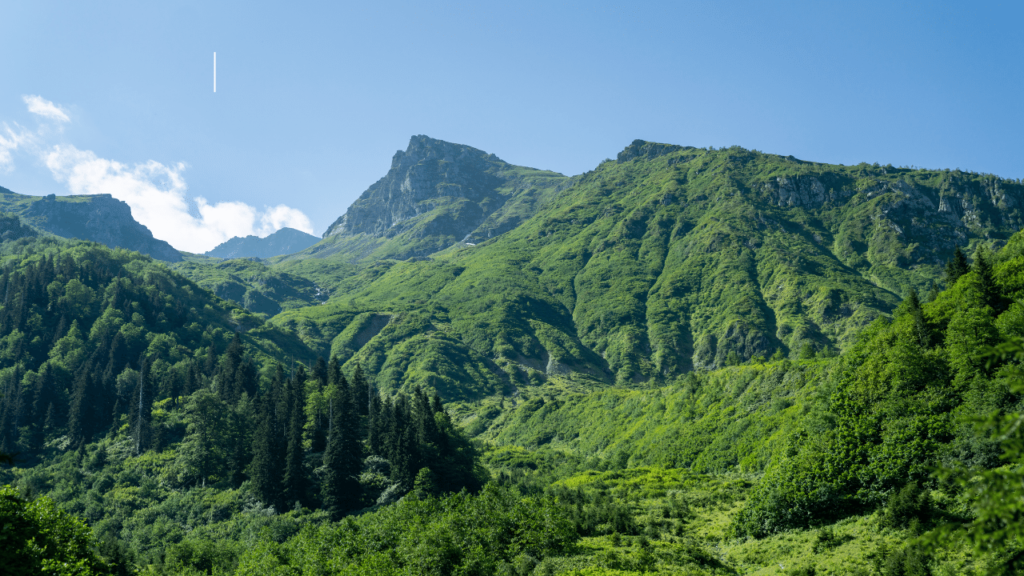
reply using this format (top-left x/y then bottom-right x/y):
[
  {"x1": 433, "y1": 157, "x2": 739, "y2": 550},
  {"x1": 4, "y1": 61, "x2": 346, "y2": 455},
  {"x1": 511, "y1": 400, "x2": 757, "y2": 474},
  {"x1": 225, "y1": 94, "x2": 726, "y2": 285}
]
[{"x1": 323, "y1": 136, "x2": 510, "y2": 239}]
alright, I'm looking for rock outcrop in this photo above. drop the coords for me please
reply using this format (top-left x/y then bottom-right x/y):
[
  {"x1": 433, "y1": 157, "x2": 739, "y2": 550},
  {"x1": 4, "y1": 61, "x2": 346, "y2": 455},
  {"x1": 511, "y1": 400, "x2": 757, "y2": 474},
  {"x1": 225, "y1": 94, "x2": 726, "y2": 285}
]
[
  {"x1": 0, "y1": 188, "x2": 182, "y2": 261},
  {"x1": 319, "y1": 135, "x2": 567, "y2": 261}
]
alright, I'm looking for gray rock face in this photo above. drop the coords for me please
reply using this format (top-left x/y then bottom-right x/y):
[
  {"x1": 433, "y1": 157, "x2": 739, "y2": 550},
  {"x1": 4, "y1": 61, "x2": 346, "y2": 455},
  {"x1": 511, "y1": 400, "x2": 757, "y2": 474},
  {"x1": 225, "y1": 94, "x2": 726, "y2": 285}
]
[
  {"x1": 16, "y1": 192, "x2": 182, "y2": 261},
  {"x1": 206, "y1": 227, "x2": 320, "y2": 259},
  {"x1": 326, "y1": 136, "x2": 507, "y2": 239},
  {"x1": 321, "y1": 135, "x2": 567, "y2": 261}
]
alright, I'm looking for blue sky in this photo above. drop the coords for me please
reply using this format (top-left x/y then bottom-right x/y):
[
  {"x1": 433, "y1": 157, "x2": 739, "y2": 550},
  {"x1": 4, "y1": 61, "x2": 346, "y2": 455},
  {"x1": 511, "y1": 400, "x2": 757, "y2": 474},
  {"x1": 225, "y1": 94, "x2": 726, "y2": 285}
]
[{"x1": 0, "y1": 1, "x2": 1021, "y2": 252}]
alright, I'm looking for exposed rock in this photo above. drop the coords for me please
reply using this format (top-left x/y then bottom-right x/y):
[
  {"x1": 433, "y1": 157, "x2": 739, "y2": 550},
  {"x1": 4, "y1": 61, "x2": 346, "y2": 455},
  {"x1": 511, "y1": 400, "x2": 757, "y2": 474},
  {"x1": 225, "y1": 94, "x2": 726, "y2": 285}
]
[
  {"x1": 320, "y1": 135, "x2": 567, "y2": 261},
  {"x1": 2, "y1": 190, "x2": 182, "y2": 261}
]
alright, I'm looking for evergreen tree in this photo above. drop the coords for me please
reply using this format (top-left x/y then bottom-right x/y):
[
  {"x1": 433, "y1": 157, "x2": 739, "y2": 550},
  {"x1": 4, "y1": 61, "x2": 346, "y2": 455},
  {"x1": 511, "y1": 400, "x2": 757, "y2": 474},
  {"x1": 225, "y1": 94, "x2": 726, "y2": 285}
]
[
  {"x1": 203, "y1": 342, "x2": 217, "y2": 377},
  {"x1": 926, "y1": 280, "x2": 939, "y2": 303},
  {"x1": 321, "y1": 381, "x2": 362, "y2": 519},
  {"x1": 67, "y1": 365, "x2": 95, "y2": 444},
  {"x1": 945, "y1": 246, "x2": 970, "y2": 286},
  {"x1": 249, "y1": 395, "x2": 282, "y2": 509},
  {"x1": 391, "y1": 424, "x2": 417, "y2": 489},
  {"x1": 351, "y1": 364, "x2": 370, "y2": 417},
  {"x1": 282, "y1": 366, "x2": 307, "y2": 508},
  {"x1": 904, "y1": 288, "x2": 930, "y2": 347},
  {"x1": 184, "y1": 361, "x2": 199, "y2": 396},
  {"x1": 128, "y1": 358, "x2": 152, "y2": 456},
  {"x1": 368, "y1": 391, "x2": 383, "y2": 456},
  {"x1": 973, "y1": 248, "x2": 1001, "y2": 311}
]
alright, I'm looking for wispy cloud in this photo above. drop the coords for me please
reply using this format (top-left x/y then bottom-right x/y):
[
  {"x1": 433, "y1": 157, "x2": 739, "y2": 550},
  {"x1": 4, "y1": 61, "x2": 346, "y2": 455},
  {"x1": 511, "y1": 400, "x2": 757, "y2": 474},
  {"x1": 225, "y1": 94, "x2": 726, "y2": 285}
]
[
  {"x1": 0, "y1": 124, "x2": 32, "y2": 172},
  {"x1": 23, "y1": 95, "x2": 70, "y2": 123},
  {"x1": 44, "y1": 144, "x2": 314, "y2": 253}
]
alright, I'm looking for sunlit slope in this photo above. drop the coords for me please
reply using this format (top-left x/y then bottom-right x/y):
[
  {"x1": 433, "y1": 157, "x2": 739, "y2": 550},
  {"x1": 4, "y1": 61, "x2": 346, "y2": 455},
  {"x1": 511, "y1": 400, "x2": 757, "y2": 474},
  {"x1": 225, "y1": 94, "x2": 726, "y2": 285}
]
[{"x1": 272, "y1": 140, "x2": 1023, "y2": 396}]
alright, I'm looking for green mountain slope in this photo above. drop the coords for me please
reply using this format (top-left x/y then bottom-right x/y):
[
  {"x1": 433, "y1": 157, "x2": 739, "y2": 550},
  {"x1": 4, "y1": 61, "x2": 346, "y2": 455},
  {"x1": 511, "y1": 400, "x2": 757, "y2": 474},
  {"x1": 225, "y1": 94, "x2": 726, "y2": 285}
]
[
  {"x1": 269, "y1": 138, "x2": 1023, "y2": 396},
  {"x1": 0, "y1": 187, "x2": 182, "y2": 262},
  {"x1": 171, "y1": 256, "x2": 329, "y2": 317}
]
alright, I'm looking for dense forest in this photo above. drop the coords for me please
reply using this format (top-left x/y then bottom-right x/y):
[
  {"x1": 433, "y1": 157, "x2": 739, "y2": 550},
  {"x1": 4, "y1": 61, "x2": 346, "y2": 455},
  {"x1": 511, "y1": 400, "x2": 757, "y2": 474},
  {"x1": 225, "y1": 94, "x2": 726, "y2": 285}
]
[{"x1": 4, "y1": 137, "x2": 1024, "y2": 575}]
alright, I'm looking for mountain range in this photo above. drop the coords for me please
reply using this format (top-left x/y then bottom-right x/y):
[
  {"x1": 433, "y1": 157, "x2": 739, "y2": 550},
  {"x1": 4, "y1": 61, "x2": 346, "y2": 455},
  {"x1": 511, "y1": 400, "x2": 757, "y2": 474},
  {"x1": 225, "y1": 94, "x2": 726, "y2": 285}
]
[
  {"x1": 3, "y1": 135, "x2": 1024, "y2": 574},
  {"x1": 6, "y1": 136, "x2": 1021, "y2": 398}
]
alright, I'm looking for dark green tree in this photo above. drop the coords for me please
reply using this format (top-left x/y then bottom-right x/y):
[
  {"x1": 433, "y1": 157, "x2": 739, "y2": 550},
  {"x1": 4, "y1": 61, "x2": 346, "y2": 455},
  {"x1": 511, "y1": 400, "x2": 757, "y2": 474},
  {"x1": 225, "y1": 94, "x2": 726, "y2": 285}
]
[
  {"x1": 321, "y1": 382, "x2": 362, "y2": 519},
  {"x1": 249, "y1": 395, "x2": 283, "y2": 510},
  {"x1": 973, "y1": 248, "x2": 1001, "y2": 311},
  {"x1": 128, "y1": 358, "x2": 152, "y2": 456},
  {"x1": 904, "y1": 288, "x2": 930, "y2": 347},
  {"x1": 945, "y1": 246, "x2": 970, "y2": 286},
  {"x1": 282, "y1": 365, "x2": 307, "y2": 508}
]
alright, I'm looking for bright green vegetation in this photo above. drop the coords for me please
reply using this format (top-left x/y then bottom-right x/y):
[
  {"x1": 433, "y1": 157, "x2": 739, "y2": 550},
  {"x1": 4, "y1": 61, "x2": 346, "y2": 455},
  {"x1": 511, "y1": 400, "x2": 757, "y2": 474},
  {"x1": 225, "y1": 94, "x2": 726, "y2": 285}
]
[
  {"x1": 4, "y1": 137, "x2": 1024, "y2": 574},
  {"x1": 0, "y1": 484, "x2": 125, "y2": 575},
  {"x1": 263, "y1": 141, "x2": 1022, "y2": 398},
  {"x1": 171, "y1": 257, "x2": 328, "y2": 317}
]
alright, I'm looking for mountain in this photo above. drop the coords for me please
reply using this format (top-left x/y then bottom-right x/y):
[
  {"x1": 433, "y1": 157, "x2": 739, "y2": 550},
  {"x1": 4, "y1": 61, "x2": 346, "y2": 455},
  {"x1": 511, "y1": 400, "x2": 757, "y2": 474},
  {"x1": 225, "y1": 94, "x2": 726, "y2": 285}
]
[
  {"x1": 6, "y1": 138, "x2": 1024, "y2": 574},
  {"x1": 205, "y1": 227, "x2": 320, "y2": 259},
  {"x1": 269, "y1": 138, "x2": 1024, "y2": 397},
  {"x1": 279, "y1": 135, "x2": 569, "y2": 263},
  {"x1": 0, "y1": 186, "x2": 182, "y2": 261}
]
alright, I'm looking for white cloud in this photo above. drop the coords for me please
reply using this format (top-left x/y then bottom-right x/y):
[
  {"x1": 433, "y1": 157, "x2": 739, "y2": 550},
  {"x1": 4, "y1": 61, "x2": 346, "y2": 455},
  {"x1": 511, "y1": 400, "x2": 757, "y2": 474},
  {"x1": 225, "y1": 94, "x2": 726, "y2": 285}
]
[
  {"x1": 23, "y1": 95, "x2": 70, "y2": 123},
  {"x1": 0, "y1": 123, "x2": 31, "y2": 172},
  {"x1": 44, "y1": 144, "x2": 315, "y2": 253}
]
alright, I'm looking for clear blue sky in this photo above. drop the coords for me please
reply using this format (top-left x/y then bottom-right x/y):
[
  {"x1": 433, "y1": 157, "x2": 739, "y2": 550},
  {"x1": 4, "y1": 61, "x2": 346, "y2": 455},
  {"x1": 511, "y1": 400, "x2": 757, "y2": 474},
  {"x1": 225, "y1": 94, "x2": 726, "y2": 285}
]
[{"x1": 0, "y1": 1, "x2": 1021, "y2": 251}]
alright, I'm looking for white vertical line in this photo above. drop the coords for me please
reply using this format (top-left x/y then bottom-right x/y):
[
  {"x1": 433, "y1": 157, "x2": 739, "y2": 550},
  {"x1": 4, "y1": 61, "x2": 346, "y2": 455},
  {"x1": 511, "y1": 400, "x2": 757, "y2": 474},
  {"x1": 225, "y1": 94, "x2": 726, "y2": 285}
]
[{"x1": 214, "y1": 52, "x2": 217, "y2": 93}]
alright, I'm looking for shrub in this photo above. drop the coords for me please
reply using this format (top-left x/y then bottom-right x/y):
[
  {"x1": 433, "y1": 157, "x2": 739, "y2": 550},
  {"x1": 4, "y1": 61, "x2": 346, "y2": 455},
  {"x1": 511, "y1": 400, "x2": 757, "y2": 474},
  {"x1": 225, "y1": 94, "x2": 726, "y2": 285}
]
[{"x1": 881, "y1": 482, "x2": 931, "y2": 530}]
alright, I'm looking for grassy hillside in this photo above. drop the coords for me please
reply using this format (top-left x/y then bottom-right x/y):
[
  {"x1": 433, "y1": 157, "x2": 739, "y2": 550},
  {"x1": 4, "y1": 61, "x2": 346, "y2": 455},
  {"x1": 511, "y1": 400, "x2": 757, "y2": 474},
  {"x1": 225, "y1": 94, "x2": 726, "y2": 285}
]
[
  {"x1": 265, "y1": 140, "x2": 1022, "y2": 398},
  {"x1": 171, "y1": 257, "x2": 329, "y2": 318}
]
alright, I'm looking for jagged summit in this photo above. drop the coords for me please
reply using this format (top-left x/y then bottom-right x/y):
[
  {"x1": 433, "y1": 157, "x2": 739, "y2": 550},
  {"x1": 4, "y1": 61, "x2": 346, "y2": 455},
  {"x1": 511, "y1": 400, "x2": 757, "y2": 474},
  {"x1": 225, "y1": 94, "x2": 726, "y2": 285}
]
[{"x1": 312, "y1": 135, "x2": 566, "y2": 261}]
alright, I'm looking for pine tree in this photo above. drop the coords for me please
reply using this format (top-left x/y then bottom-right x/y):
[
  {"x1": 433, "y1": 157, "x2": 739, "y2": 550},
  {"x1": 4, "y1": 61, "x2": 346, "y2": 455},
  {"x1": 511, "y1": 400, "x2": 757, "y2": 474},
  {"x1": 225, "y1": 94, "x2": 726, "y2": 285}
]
[
  {"x1": 391, "y1": 424, "x2": 417, "y2": 489},
  {"x1": 129, "y1": 358, "x2": 152, "y2": 456},
  {"x1": 249, "y1": 395, "x2": 282, "y2": 509},
  {"x1": 282, "y1": 366, "x2": 307, "y2": 508},
  {"x1": 351, "y1": 364, "x2": 370, "y2": 417},
  {"x1": 321, "y1": 382, "x2": 362, "y2": 519},
  {"x1": 974, "y1": 248, "x2": 1001, "y2": 311},
  {"x1": 367, "y1": 391, "x2": 383, "y2": 456},
  {"x1": 68, "y1": 365, "x2": 95, "y2": 444},
  {"x1": 926, "y1": 280, "x2": 939, "y2": 303},
  {"x1": 945, "y1": 246, "x2": 970, "y2": 286},
  {"x1": 904, "y1": 288, "x2": 930, "y2": 347}
]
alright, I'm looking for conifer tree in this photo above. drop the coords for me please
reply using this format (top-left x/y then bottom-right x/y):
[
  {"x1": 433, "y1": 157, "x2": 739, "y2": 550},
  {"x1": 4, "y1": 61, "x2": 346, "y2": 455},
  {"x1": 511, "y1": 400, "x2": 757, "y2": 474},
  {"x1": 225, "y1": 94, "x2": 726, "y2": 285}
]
[
  {"x1": 926, "y1": 280, "x2": 939, "y2": 303},
  {"x1": 973, "y1": 248, "x2": 1001, "y2": 311},
  {"x1": 904, "y1": 288, "x2": 930, "y2": 347},
  {"x1": 249, "y1": 395, "x2": 282, "y2": 509},
  {"x1": 351, "y1": 364, "x2": 370, "y2": 417},
  {"x1": 129, "y1": 358, "x2": 152, "y2": 456},
  {"x1": 322, "y1": 381, "x2": 362, "y2": 519},
  {"x1": 945, "y1": 246, "x2": 970, "y2": 286},
  {"x1": 367, "y1": 391, "x2": 383, "y2": 456},
  {"x1": 282, "y1": 366, "x2": 307, "y2": 508},
  {"x1": 391, "y1": 425, "x2": 417, "y2": 489},
  {"x1": 67, "y1": 365, "x2": 95, "y2": 444}
]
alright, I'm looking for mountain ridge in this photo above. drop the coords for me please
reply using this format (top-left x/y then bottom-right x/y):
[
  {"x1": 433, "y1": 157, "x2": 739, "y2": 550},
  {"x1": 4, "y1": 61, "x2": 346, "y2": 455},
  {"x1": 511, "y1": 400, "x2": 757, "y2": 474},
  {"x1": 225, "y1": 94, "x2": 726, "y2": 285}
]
[
  {"x1": 205, "y1": 227, "x2": 320, "y2": 259},
  {"x1": 0, "y1": 186, "x2": 182, "y2": 261}
]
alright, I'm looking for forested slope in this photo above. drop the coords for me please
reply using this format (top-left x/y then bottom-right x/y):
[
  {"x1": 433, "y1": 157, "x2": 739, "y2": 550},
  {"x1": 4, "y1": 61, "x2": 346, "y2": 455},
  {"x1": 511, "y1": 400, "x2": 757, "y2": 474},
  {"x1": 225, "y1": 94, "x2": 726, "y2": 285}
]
[{"x1": 265, "y1": 138, "x2": 1024, "y2": 398}]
